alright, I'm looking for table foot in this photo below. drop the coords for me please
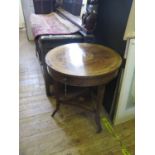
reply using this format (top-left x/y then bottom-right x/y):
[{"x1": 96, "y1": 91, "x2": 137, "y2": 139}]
[
  {"x1": 51, "y1": 101, "x2": 60, "y2": 117},
  {"x1": 96, "y1": 126, "x2": 102, "y2": 133},
  {"x1": 95, "y1": 112, "x2": 102, "y2": 133}
]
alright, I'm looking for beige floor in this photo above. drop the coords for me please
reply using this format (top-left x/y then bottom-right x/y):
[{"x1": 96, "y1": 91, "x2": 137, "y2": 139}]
[{"x1": 19, "y1": 30, "x2": 135, "y2": 155}]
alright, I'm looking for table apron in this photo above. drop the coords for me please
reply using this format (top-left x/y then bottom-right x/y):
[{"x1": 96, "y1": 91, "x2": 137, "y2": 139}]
[{"x1": 47, "y1": 66, "x2": 119, "y2": 87}]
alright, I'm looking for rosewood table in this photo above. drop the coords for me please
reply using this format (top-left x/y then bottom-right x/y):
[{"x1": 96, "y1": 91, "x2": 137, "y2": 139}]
[{"x1": 45, "y1": 43, "x2": 122, "y2": 132}]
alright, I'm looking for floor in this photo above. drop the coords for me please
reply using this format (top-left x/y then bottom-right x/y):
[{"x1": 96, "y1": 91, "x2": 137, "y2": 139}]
[{"x1": 19, "y1": 30, "x2": 135, "y2": 155}]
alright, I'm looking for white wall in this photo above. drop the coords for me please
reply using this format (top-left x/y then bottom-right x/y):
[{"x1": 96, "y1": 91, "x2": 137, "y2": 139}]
[
  {"x1": 124, "y1": 0, "x2": 135, "y2": 40},
  {"x1": 19, "y1": 0, "x2": 25, "y2": 28}
]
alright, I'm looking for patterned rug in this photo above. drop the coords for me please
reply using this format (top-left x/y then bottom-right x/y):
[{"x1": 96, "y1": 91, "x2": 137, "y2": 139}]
[{"x1": 30, "y1": 12, "x2": 80, "y2": 38}]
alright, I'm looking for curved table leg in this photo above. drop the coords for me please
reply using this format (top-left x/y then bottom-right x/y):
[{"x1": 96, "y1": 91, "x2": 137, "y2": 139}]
[{"x1": 95, "y1": 85, "x2": 105, "y2": 133}]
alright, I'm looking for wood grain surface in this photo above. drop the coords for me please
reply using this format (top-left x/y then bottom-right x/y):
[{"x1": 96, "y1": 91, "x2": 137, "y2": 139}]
[{"x1": 45, "y1": 43, "x2": 122, "y2": 77}]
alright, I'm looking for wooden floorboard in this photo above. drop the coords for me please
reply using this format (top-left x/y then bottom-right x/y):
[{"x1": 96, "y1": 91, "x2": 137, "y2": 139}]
[{"x1": 19, "y1": 30, "x2": 135, "y2": 155}]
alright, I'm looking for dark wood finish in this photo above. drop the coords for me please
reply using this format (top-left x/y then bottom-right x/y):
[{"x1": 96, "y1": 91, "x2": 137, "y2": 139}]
[
  {"x1": 46, "y1": 43, "x2": 122, "y2": 84},
  {"x1": 47, "y1": 66, "x2": 118, "y2": 87},
  {"x1": 45, "y1": 43, "x2": 122, "y2": 132},
  {"x1": 51, "y1": 81, "x2": 61, "y2": 117},
  {"x1": 95, "y1": 85, "x2": 105, "y2": 133}
]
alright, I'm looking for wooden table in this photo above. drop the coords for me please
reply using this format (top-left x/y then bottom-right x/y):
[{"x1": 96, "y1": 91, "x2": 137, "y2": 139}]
[{"x1": 45, "y1": 43, "x2": 122, "y2": 132}]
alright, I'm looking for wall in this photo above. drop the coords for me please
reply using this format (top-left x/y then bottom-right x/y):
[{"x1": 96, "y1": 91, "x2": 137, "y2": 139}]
[
  {"x1": 95, "y1": 0, "x2": 133, "y2": 55},
  {"x1": 21, "y1": 0, "x2": 34, "y2": 40},
  {"x1": 124, "y1": 0, "x2": 135, "y2": 40},
  {"x1": 19, "y1": 0, "x2": 25, "y2": 28}
]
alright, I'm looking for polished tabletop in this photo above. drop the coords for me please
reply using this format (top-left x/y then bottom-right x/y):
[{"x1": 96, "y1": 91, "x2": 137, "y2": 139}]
[{"x1": 45, "y1": 43, "x2": 122, "y2": 77}]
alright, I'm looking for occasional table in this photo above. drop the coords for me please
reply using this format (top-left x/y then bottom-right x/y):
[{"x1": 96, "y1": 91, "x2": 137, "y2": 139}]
[{"x1": 45, "y1": 43, "x2": 122, "y2": 132}]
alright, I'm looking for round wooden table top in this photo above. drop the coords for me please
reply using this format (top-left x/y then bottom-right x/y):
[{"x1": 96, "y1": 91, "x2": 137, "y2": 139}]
[{"x1": 45, "y1": 43, "x2": 122, "y2": 78}]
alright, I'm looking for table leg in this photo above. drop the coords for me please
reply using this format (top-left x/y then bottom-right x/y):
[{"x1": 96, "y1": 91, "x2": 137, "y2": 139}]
[
  {"x1": 51, "y1": 81, "x2": 61, "y2": 117},
  {"x1": 45, "y1": 80, "x2": 51, "y2": 96},
  {"x1": 51, "y1": 100, "x2": 60, "y2": 117},
  {"x1": 43, "y1": 65, "x2": 53, "y2": 96},
  {"x1": 95, "y1": 85, "x2": 105, "y2": 133}
]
